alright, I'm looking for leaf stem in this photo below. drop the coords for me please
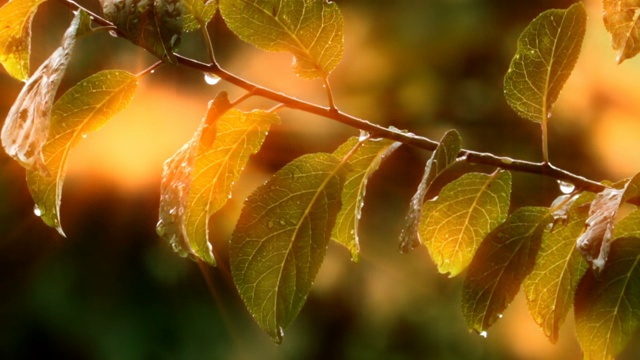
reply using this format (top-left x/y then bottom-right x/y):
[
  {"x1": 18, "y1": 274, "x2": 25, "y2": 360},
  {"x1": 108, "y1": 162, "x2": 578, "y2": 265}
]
[
  {"x1": 198, "y1": 18, "x2": 219, "y2": 68},
  {"x1": 54, "y1": 0, "x2": 608, "y2": 194},
  {"x1": 323, "y1": 76, "x2": 337, "y2": 111},
  {"x1": 541, "y1": 119, "x2": 549, "y2": 164}
]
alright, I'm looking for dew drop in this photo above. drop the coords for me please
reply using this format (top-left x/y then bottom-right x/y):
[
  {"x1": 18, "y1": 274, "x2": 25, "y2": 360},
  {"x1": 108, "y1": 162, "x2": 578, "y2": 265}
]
[
  {"x1": 500, "y1": 157, "x2": 513, "y2": 165},
  {"x1": 358, "y1": 130, "x2": 370, "y2": 141},
  {"x1": 204, "y1": 73, "x2": 221, "y2": 85},
  {"x1": 108, "y1": 30, "x2": 118, "y2": 38},
  {"x1": 498, "y1": 314, "x2": 503, "y2": 319},
  {"x1": 268, "y1": 220, "x2": 275, "y2": 229},
  {"x1": 274, "y1": 326, "x2": 284, "y2": 344},
  {"x1": 156, "y1": 220, "x2": 166, "y2": 237},
  {"x1": 547, "y1": 111, "x2": 553, "y2": 119},
  {"x1": 558, "y1": 180, "x2": 575, "y2": 194},
  {"x1": 479, "y1": 331, "x2": 488, "y2": 338},
  {"x1": 33, "y1": 204, "x2": 42, "y2": 217},
  {"x1": 81, "y1": 133, "x2": 87, "y2": 139}
]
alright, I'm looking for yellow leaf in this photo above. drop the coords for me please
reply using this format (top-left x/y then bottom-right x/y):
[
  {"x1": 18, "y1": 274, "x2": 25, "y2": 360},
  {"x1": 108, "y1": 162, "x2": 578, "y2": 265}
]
[{"x1": 0, "y1": 0, "x2": 46, "y2": 81}]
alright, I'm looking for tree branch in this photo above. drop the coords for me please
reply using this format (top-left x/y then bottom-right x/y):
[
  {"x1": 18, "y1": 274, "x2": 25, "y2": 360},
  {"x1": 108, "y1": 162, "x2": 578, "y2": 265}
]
[{"x1": 55, "y1": 0, "x2": 607, "y2": 194}]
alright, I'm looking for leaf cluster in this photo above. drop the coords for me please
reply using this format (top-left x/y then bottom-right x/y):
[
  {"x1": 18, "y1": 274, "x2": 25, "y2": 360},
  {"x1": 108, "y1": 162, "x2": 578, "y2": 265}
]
[{"x1": 1, "y1": 0, "x2": 640, "y2": 358}]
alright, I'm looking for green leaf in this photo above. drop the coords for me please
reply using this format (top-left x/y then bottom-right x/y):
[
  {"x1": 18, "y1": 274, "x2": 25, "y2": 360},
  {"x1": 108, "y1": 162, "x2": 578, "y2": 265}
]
[
  {"x1": 575, "y1": 238, "x2": 640, "y2": 360},
  {"x1": 2, "y1": 10, "x2": 84, "y2": 172},
  {"x1": 504, "y1": 3, "x2": 586, "y2": 123},
  {"x1": 0, "y1": 0, "x2": 46, "y2": 81},
  {"x1": 614, "y1": 208, "x2": 640, "y2": 239},
  {"x1": 26, "y1": 70, "x2": 138, "y2": 235},
  {"x1": 462, "y1": 207, "x2": 550, "y2": 334},
  {"x1": 419, "y1": 170, "x2": 512, "y2": 277},
  {"x1": 577, "y1": 173, "x2": 640, "y2": 272},
  {"x1": 230, "y1": 153, "x2": 345, "y2": 342},
  {"x1": 400, "y1": 129, "x2": 461, "y2": 253},
  {"x1": 183, "y1": 0, "x2": 217, "y2": 32},
  {"x1": 218, "y1": 0, "x2": 344, "y2": 79},
  {"x1": 523, "y1": 192, "x2": 594, "y2": 343},
  {"x1": 331, "y1": 137, "x2": 401, "y2": 262},
  {"x1": 101, "y1": 0, "x2": 183, "y2": 63},
  {"x1": 158, "y1": 93, "x2": 278, "y2": 265},
  {"x1": 603, "y1": 0, "x2": 640, "y2": 64}
]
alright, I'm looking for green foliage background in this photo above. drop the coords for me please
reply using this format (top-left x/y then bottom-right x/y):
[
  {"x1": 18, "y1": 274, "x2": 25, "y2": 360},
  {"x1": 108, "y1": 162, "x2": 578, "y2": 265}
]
[{"x1": 1, "y1": 0, "x2": 640, "y2": 359}]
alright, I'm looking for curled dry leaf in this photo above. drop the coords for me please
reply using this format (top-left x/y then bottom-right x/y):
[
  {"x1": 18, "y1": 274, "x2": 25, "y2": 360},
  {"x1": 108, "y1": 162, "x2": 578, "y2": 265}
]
[
  {"x1": 1, "y1": 10, "x2": 84, "y2": 173},
  {"x1": 603, "y1": 0, "x2": 640, "y2": 64}
]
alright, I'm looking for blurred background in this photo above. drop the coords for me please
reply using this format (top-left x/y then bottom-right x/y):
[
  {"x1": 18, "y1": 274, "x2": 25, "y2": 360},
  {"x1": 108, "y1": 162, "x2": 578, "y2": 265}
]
[{"x1": 2, "y1": 0, "x2": 640, "y2": 359}]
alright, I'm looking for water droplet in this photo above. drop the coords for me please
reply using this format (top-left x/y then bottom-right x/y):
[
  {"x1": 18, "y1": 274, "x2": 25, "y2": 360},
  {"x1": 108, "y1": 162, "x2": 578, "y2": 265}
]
[
  {"x1": 169, "y1": 207, "x2": 177, "y2": 215},
  {"x1": 547, "y1": 111, "x2": 553, "y2": 119},
  {"x1": 204, "y1": 73, "x2": 221, "y2": 85},
  {"x1": 558, "y1": 180, "x2": 575, "y2": 194},
  {"x1": 81, "y1": 133, "x2": 87, "y2": 139},
  {"x1": 268, "y1": 220, "x2": 275, "y2": 229},
  {"x1": 279, "y1": 220, "x2": 286, "y2": 226},
  {"x1": 500, "y1": 157, "x2": 513, "y2": 165},
  {"x1": 479, "y1": 331, "x2": 488, "y2": 338},
  {"x1": 498, "y1": 314, "x2": 503, "y2": 319},
  {"x1": 358, "y1": 130, "x2": 370, "y2": 141},
  {"x1": 33, "y1": 204, "x2": 42, "y2": 217},
  {"x1": 156, "y1": 220, "x2": 166, "y2": 237},
  {"x1": 274, "y1": 326, "x2": 284, "y2": 344},
  {"x1": 108, "y1": 30, "x2": 118, "y2": 38}
]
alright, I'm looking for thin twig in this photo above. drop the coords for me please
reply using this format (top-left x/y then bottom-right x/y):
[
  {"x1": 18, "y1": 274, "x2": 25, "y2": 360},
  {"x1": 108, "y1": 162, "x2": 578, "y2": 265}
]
[
  {"x1": 136, "y1": 60, "x2": 163, "y2": 78},
  {"x1": 323, "y1": 76, "x2": 337, "y2": 111},
  {"x1": 54, "y1": 0, "x2": 608, "y2": 194}
]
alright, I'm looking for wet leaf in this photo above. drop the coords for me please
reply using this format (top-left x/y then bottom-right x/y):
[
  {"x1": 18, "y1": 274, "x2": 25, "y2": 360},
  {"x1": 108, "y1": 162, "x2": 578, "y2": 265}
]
[
  {"x1": 183, "y1": 0, "x2": 217, "y2": 32},
  {"x1": 2, "y1": 10, "x2": 84, "y2": 172},
  {"x1": 603, "y1": 0, "x2": 640, "y2": 64},
  {"x1": 26, "y1": 70, "x2": 138, "y2": 236},
  {"x1": 230, "y1": 153, "x2": 345, "y2": 342},
  {"x1": 158, "y1": 93, "x2": 278, "y2": 265},
  {"x1": 218, "y1": 0, "x2": 344, "y2": 79},
  {"x1": 504, "y1": 3, "x2": 586, "y2": 122},
  {"x1": 101, "y1": 0, "x2": 183, "y2": 63},
  {"x1": 419, "y1": 170, "x2": 512, "y2": 277},
  {"x1": 331, "y1": 137, "x2": 401, "y2": 261},
  {"x1": 462, "y1": 207, "x2": 550, "y2": 334},
  {"x1": 577, "y1": 174, "x2": 640, "y2": 272},
  {"x1": 400, "y1": 129, "x2": 461, "y2": 253},
  {"x1": 575, "y1": 238, "x2": 640, "y2": 360},
  {"x1": 0, "y1": 0, "x2": 46, "y2": 81},
  {"x1": 524, "y1": 192, "x2": 594, "y2": 343}
]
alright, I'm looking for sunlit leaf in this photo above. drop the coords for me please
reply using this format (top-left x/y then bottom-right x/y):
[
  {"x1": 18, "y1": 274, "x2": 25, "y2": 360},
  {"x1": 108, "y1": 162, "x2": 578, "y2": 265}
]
[
  {"x1": 230, "y1": 153, "x2": 346, "y2": 342},
  {"x1": 1, "y1": 10, "x2": 84, "y2": 172},
  {"x1": 158, "y1": 92, "x2": 278, "y2": 265},
  {"x1": 26, "y1": 70, "x2": 138, "y2": 236},
  {"x1": 575, "y1": 238, "x2": 640, "y2": 360},
  {"x1": 462, "y1": 207, "x2": 550, "y2": 334},
  {"x1": 577, "y1": 174, "x2": 640, "y2": 272},
  {"x1": 331, "y1": 137, "x2": 401, "y2": 261},
  {"x1": 183, "y1": 0, "x2": 217, "y2": 32},
  {"x1": 101, "y1": 0, "x2": 183, "y2": 63},
  {"x1": 420, "y1": 170, "x2": 512, "y2": 277},
  {"x1": 0, "y1": 0, "x2": 46, "y2": 81},
  {"x1": 613, "y1": 208, "x2": 640, "y2": 239},
  {"x1": 218, "y1": 0, "x2": 344, "y2": 79},
  {"x1": 603, "y1": 0, "x2": 640, "y2": 64},
  {"x1": 504, "y1": 3, "x2": 586, "y2": 122},
  {"x1": 524, "y1": 192, "x2": 594, "y2": 343},
  {"x1": 400, "y1": 129, "x2": 461, "y2": 253}
]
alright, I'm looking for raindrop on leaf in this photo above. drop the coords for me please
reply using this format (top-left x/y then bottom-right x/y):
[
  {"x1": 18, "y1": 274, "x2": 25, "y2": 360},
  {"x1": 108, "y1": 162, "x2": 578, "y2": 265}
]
[
  {"x1": 204, "y1": 73, "x2": 221, "y2": 85},
  {"x1": 108, "y1": 30, "x2": 118, "y2": 38},
  {"x1": 479, "y1": 331, "x2": 488, "y2": 338},
  {"x1": 156, "y1": 220, "x2": 166, "y2": 237},
  {"x1": 358, "y1": 130, "x2": 370, "y2": 141},
  {"x1": 33, "y1": 204, "x2": 42, "y2": 217}
]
